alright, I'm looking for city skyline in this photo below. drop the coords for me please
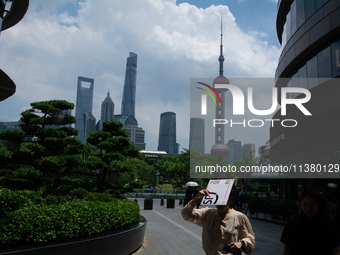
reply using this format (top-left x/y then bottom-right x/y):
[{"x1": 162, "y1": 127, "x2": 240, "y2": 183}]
[{"x1": 0, "y1": 0, "x2": 280, "y2": 152}]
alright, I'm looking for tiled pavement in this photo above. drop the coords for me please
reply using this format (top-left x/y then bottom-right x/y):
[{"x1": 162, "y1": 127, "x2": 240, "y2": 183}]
[{"x1": 130, "y1": 199, "x2": 285, "y2": 255}]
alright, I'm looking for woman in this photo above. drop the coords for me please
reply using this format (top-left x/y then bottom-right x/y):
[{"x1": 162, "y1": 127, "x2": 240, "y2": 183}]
[
  {"x1": 181, "y1": 189, "x2": 255, "y2": 255},
  {"x1": 281, "y1": 186, "x2": 340, "y2": 255}
]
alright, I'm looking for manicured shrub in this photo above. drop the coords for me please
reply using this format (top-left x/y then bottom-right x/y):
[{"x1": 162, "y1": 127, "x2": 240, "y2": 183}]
[
  {"x1": 0, "y1": 188, "x2": 43, "y2": 216},
  {"x1": 0, "y1": 198, "x2": 140, "y2": 248}
]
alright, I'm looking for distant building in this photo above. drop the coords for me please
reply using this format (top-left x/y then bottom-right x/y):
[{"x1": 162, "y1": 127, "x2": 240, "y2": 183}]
[
  {"x1": 158, "y1": 112, "x2": 177, "y2": 155},
  {"x1": 243, "y1": 143, "x2": 255, "y2": 160},
  {"x1": 270, "y1": 0, "x2": 340, "y2": 163},
  {"x1": 189, "y1": 118, "x2": 205, "y2": 154},
  {"x1": 101, "y1": 90, "x2": 115, "y2": 123},
  {"x1": 113, "y1": 114, "x2": 146, "y2": 150},
  {"x1": 227, "y1": 139, "x2": 243, "y2": 163},
  {"x1": 176, "y1": 143, "x2": 180, "y2": 155},
  {"x1": 121, "y1": 52, "x2": 137, "y2": 117},
  {"x1": 75, "y1": 76, "x2": 95, "y2": 143},
  {"x1": 0, "y1": 121, "x2": 21, "y2": 131},
  {"x1": 85, "y1": 111, "x2": 96, "y2": 141}
]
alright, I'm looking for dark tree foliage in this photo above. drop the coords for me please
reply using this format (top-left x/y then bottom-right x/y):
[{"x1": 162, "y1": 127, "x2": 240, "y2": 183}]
[
  {"x1": 86, "y1": 121, "x2": 141, "y2": 194},
  {"x1": 0, "y1": 100, "x2": 87, "y2": 193}
]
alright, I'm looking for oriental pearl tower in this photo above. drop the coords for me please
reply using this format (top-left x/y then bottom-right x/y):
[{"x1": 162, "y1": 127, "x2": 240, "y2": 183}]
[{"x1": 210, "y1": 22, "x2": 230, "y2": 159}]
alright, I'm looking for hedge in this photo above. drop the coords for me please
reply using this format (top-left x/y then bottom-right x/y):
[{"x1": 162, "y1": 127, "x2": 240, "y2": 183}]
[{"x1": 0, "y1": 189, "x2": 140, "y2": 249}]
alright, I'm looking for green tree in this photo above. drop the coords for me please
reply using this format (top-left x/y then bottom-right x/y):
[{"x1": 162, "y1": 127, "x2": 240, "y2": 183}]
[
  {"x1": 159, "y1": 149, "x2": 191, "y2": 189},
  {"x1": 127, "y1": 157, "x2": 154, "y2": 185},
  {"x1": 0, "y1": 100, "x2": 86, "y2": 192},
  {"x1": 86, "y1": 120, "x2": 141, "y2": 194}
]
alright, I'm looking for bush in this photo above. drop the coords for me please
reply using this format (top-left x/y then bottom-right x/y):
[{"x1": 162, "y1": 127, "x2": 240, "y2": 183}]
[
  {"x1": 0, "y1": 198, "x2": 140, "y2": 248},
  {"x1": 0, "y1": 188, "x2": 43, "y2": 216}
]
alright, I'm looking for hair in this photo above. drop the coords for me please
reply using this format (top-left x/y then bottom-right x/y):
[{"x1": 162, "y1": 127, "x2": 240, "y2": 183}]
[
  {"x1": 298, "y1": 186, "x2": 335, "y2": 225},
  {"x1": 226, "y1": 189, "x2": 237, "y2": 208}
]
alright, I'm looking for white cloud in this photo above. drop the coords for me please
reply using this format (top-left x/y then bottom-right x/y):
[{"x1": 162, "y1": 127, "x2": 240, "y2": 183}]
[{"x1": 0, "y1": 0, "x2": 280, "y2": 151}]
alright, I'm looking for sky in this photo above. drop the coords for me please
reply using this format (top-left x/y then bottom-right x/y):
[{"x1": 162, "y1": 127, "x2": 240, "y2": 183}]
[{"x1": 0, "y1": 0, "x2": 281, "y2": 153}]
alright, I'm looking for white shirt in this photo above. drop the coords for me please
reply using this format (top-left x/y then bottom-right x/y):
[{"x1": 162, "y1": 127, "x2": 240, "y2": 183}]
[{"x1": 181, "y1": 206, "x2": 255, "y2": 255}]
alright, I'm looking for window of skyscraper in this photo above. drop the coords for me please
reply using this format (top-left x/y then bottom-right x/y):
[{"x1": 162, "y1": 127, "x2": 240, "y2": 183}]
[
  {"x1": 305, "y1": 0, "x2": 316, "y2": 20},
  {"x1": 296, "y1": 0, "x2": 305, "y2": 28},
  {"x1": 331, "y1": 40, "x2": 340, "y2": 77},
  {"x1": 306, "y1": 55, "x2": 318, "y2": 89},
  {"x1": 317, "y1": 46, "x2": 332, "y2": 83},
  {"x1": 298, "y1": 64, "x2": 307, "y2": 89},
  {"x1": 316, "y1": 0, "x2": 328, "y2": 10},
  {"x1": 290, "y1": 0, "x2": 297, "y2": 36}
]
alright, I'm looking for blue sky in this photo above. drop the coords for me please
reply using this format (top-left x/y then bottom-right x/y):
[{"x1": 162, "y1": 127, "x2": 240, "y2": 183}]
[{"x1": 0, "y1": 0, "x2": 281, "y2": 153}]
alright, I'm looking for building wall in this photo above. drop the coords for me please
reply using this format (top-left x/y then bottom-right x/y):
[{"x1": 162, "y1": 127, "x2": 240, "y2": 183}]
[
  {"x1": 243, "y1": 143, "x2": 255, "y2": 160},
  {"x1": 227, "y1": 139, "x2": 243, "y2": 164},
  {"x1": 0, "y1": 121, "x2": 21, "y2": 131},
  {"x1": 189, "y1": 118, "x2": 205, "y2": 154},
  {"x1": 85, "y1": 111, "x2": 96, "y2": 142},
  {"x1": 270, "y1": 0, "x2": 340, "y2": 163}
]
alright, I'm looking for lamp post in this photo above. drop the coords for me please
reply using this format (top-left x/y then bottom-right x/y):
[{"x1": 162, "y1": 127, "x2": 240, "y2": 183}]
[{"x1": 154, "y1": 163, "x2": 159, "y2": 196}]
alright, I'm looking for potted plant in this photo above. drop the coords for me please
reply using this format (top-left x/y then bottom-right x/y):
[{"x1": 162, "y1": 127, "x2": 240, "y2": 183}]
[
  {"x1": 166, "y1": 196, "x2": 175, "y2": 208},
  {"x1": 144, "y1": 196, "x2": 153, "y2": 210}
]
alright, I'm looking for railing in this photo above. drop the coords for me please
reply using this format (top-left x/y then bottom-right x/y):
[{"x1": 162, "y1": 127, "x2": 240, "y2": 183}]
[{"x1": 125, "y1": 188, "x2": 186, "y2": 199}]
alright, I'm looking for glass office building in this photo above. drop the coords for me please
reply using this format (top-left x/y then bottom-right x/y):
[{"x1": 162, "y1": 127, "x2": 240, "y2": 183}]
[
  {"x1": 158, "y1": 112, "x2": 177, "y2": 155},
  {"x1": 270, "y1": 0, "x2": 340, "y2": 163},
  {"x1": 75, "y1": 76, "x2": 95, "y2": 144}
]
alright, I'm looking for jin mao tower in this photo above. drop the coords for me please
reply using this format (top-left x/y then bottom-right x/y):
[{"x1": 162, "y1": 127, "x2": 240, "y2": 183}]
[{"x1": 101, "y1": 90, "x2": 115, "y2": 123}]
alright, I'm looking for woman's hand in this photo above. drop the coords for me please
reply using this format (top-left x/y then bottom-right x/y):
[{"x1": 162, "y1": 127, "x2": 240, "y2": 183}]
[
  {"x1": 230, "y1": 241, "x2": 242, "y2": 252},
  {"x1": 188, "y1": 189, "x2": 210, "y2": 207}
]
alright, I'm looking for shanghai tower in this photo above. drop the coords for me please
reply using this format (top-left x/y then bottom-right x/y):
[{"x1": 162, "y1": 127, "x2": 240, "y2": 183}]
[{"x1": 121, "y1": 52, "x2": 137, "y2": 117}]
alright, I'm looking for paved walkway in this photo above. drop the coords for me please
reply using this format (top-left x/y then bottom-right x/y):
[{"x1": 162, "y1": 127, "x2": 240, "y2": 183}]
[{"x1": 130, "y1": 199, "x2": 285, "y2": 255}]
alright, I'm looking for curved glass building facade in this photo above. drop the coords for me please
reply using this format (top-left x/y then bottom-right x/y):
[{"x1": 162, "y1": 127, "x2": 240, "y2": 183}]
[{"x1": 270, "y1": 0, "x2": 340, "y2": 163}]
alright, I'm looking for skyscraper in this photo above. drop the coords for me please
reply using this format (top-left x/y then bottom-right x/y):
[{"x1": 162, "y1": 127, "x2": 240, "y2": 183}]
[
  {"x1": 121, "y1": 52, "x2": 137, "y2": 117},
  {"x1": 75, "y1": 76, "x2": 95, "y2": 144},
  {"x1": 158, "y1": 112, "x2": 177, "y2": 155},
  {"x1": 243, "y1": 143, "x2": 255, "y2": 161},
  {"x1": 210, "y1": 22, "x2": 230, "y2": 158},
  {"x1": 270, "y1": 0, "x2": 340, "y2": 163},
  {"x1": 101, "y1": 90, "x2": 115, "y2": 123},
  {"x1": 189, "y1": 118, "x2": 205, "y2": 154},
  {"x1": 227, "y1": 139, "x2": 243, "y2": 164}
]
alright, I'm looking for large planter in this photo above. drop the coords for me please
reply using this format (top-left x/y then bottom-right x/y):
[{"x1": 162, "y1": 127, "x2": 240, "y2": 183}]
[
  {"x1": 166, "y1": 199, "x2": 175, "y2": 208},
  {"x1": 0, "y1": 216, "x2": 147, "y2": 255},
  {"x1": 144, "y1": 200, "x2": 153, "y2": 210}
]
